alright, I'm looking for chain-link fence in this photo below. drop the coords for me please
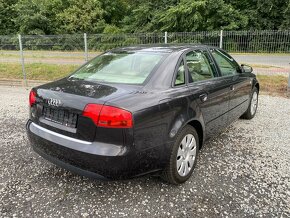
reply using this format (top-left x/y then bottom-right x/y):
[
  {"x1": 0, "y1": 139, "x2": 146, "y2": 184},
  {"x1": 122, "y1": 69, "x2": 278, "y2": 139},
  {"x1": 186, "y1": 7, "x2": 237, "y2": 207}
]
[
  {"x1": 2, "y1": 30, "x2": 289, "y2": 52},
  {"x1": 0, "y1": 31, "x2": 289, "y2": 52},
  {"x1": 0, "y1": 30, "x2": 289, "y2": 94}
]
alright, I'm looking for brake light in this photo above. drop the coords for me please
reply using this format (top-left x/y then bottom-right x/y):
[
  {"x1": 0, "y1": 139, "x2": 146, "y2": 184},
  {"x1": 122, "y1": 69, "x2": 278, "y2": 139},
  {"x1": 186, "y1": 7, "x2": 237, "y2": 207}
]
[
  {"x1": 83, "y1": 104, "x2": 133, "y2": 128},
  {"x1": 98, "y1": 105, "x2": 133, "y2": 128},
  {"x1": 82, "y1": 104, "x2": 103, "y2": 126},
  {"x1": 29, "y1": 90, "x2": 36, "y2": 106}
]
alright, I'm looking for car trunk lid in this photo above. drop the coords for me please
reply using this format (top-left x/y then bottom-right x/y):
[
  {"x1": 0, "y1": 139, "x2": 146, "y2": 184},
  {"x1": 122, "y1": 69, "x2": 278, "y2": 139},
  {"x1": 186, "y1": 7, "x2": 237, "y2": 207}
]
[{"x1": 30, "y1": 78, "x2": 138, "y2": 142}]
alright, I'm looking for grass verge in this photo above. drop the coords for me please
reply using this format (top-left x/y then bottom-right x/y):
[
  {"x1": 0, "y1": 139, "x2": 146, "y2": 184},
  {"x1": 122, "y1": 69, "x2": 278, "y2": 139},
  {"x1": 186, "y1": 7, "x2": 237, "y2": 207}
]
[
  {"x1": 0, "y1": 63, "x2": 288, "y2": 95},
  {"x1": 242, "y1": 63, "x2": 284, "y2": 69},
  {"x1": 0, "y1": 63, "x2": 79, "y2": 81},
  {"x1": 256, "y1": 75, "x2": 288, "y2": 94},
  {"x1": 0, "y1": 50, "x2": 101, "y2": 59}
]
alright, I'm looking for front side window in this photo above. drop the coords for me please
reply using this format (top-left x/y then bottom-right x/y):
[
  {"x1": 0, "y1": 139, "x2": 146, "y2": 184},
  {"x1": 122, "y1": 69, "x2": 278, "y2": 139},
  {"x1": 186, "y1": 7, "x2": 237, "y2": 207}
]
[
  {"x1": 211, "y1": 49, "x2": 240, "y2": 76},
  {"x1": 174, "y1": 60, "x2": 185, "y2": 86},
  {"x1": 186, "y1": 50, "x2": 215, "y2": 83},
  {"x1": 69, "y1": 52, "x2": 166, "y2": 84}
]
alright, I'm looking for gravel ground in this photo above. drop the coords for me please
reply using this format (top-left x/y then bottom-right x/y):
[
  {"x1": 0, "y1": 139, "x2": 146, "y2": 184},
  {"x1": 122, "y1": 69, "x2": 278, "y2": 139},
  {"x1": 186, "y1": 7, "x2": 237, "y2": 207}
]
[{"x1": 0, "y1": 86, "x2": 289, "y2": 217}]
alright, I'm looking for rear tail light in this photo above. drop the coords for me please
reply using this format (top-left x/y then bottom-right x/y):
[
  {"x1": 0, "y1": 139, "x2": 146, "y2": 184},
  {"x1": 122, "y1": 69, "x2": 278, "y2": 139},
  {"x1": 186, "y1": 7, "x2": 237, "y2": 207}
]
[
  {"x1": 83, "y1": 104, "x2": 133, "y2": 128},
  {"x1": 82, "y1": 104, "x2": 103, "y2": 125},
  {"x1": 29, "y1": 90, "x2": 36, "y2": 106}
]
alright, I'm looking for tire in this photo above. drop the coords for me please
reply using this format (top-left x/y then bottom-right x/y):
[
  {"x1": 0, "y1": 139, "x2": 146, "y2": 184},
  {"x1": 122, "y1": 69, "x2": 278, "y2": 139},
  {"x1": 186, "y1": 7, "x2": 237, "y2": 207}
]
[
  {"x1": 162, "y1": 125, "x2": 199, "y2": 185},
  {"x1": 241, "y1": 87, "x2": 259, "y2": 120}
]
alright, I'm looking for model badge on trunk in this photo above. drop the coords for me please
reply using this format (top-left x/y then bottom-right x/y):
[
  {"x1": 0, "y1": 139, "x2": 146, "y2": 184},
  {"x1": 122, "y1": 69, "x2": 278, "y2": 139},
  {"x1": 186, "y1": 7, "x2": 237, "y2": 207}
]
[{"x1": 48, "y1": 98, "x2": 62, "y2": 107}]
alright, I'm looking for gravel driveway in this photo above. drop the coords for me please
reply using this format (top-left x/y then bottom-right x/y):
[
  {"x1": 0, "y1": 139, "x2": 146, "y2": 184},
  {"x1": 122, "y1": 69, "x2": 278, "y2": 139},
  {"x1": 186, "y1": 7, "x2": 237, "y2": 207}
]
[{"x1": 0, "y1": 86, "x2": 289, "y2": 217}]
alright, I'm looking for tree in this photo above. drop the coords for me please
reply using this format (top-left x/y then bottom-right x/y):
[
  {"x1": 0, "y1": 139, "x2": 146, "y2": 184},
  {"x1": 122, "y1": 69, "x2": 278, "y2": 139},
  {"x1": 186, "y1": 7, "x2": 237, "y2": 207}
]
[
  {"x1": 258, "y1": 0, "x2": 290, "y2": 29},
  {"x1": 225, "y1": 0, "x2": 290, "y2": 30},
  {"x1": 123, "y1": 0, "x2": 248, "y2": 32},
  {"x1": 99, "y1": 0, "x2": 129, "y2": 26},
  {"x1": 56, "y1": 0, "x2": 106, "y2": 33},
  {"x1": 0, "y1": 0, "x2": 18, "y2": 34},
  {"x1": 0, "y1": 0, "x2": 290, "y2": 35},
  {"x1": 280, "y1": 0, "x2": 290, "y2": 28},
  {"x1": 13, "y1": 0, "x2": 67, "y2": 34}
]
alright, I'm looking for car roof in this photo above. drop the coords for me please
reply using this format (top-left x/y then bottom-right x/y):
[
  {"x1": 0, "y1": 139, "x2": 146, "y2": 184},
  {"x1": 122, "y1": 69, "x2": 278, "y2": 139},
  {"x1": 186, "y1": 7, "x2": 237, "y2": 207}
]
[{"x1": 111, "y1": 44, "x2": 217, "y2": 53}]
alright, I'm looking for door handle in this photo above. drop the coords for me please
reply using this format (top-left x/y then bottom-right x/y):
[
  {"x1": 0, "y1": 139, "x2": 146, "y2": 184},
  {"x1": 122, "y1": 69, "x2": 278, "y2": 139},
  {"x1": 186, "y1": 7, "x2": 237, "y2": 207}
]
[
  {"x1": 230, "y1": 85, "x2": 235, "y2": 91},
  {"x1": 199, "y1": 93, "x2": 208, "y2": 102}
]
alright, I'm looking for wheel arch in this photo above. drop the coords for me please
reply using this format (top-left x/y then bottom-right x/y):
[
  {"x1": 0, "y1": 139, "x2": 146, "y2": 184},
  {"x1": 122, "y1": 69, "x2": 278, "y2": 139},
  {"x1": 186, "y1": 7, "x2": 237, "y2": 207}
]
[
  {"x1": 186, "y1": 119, "x2": 204, "y2": 150},
  {"x1": 168, "y1": 116, "x2": 205, "y2": 150},
  {"x1": 252, "y1": 77, "x2": 260, "y2": 93},
  {"x1": 255, "y1": 82, "x2": 260, "y2": 93}
]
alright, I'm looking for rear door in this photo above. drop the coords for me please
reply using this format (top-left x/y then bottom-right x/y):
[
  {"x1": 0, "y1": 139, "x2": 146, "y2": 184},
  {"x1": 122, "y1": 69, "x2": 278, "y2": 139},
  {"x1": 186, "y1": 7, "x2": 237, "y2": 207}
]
[
  {"x1": 210, "y1": 48, "x2": 252, "y2": 122},
  {"x1": 185, "y1": 48, "x2": 233, "y2": 139}
]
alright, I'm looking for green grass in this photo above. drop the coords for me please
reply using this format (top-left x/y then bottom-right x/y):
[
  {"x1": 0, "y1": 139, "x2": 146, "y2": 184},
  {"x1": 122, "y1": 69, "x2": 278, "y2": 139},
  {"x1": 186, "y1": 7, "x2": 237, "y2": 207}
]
[
  {"x1": 0, "y1": 53, "x2": 86, "y2": 60},
  {"x1": 257, "y1": 75, "x2": 288, "y2": 94},
  {"x1": 241, "y1": 63, "x2": 284, "y2": 69},
  {"x1": 0, "y1": 63, "x2": 79, "y2": 81},
  {"x1": 0, "y1": 63, "x2": 288, "y2": 95},
  {"x1": 0, "y1": 50, "x2": 101, "y2": 59}
]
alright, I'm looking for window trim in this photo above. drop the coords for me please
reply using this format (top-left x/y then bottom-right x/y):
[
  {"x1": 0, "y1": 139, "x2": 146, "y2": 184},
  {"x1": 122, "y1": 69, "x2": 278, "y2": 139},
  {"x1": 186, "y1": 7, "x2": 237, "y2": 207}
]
[
  {"x1": 171, "y1": 54, "x2": 188, "y2": 88},
  {"x1": 184, "y1": 48, "x2": 219, "y2": 84},
  {"x1": 209, "y1": 48, "x2": 242, "y2": 77},
  {"x1": 171, "y1": 47, "x2": 239, "y2": 88},
  {"x1": 187, "y1": 75, "x2": 229, "y2": 88}
]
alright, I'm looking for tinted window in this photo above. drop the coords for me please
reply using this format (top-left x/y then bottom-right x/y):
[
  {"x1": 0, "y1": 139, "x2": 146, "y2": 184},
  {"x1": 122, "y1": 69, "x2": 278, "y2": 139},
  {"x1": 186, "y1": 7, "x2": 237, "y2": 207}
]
[
  {"x1": 186, "y1": 50, "x2": 215, "y2": 83},
  {"x1": 174, "y1": 60, "x2": 185, "y2": 86},
  {"x1": 70, "y1": 52, "x2": 166, "y2": 84},
  {"x1": 211, "y1": 49, "x2": 239, "y2": 76}
]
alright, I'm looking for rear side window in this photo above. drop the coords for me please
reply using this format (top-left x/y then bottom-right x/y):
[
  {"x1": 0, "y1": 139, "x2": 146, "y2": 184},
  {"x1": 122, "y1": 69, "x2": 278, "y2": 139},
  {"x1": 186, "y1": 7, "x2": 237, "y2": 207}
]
[
  {"x1": 211, "y1": 49, "x2": 240, "y2": 76},
  {"x1": 174, "y1": 61, "x2": 185, "y2": 86},
  {"x1": 186, "y1": 50, "x2": 215, "y2": 83}
]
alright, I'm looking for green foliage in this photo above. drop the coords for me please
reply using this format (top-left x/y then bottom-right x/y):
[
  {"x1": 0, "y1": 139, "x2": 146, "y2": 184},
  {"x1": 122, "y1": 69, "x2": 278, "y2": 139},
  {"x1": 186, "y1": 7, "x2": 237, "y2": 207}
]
[
  {"x1": 280, "y1": 0, "x2": 290, "y2": 29},
  {"x1": 0, "y1": 0, "x2": 18, "y2": 35},
  {"x1": 122, "y1": 0, "x2": 178, "y2": 32},
  {"x1": 13, "y1": 0, "x2": 64, "y2": 34},
  {"x1": 56, "y1": 0, "x2": 106, "y2": 33},
  {"x1": 103, "y1": 25, "x2": 123, "y2": 34},
  {"x1": 154, "y1": 0, "x2": 248, "y2": 32},
  {"x1": 99, "y1": 0, "x2": 129, "y2": 26},
  {"x1": 0, "y1": 0, "x2": 289, "y2": 35},
  {"x1": 225, "y1": 0, "x2": 290, "y2": 30},
  {"x1": 255, "y1": 0, "x2": 288, "y2": 29}
]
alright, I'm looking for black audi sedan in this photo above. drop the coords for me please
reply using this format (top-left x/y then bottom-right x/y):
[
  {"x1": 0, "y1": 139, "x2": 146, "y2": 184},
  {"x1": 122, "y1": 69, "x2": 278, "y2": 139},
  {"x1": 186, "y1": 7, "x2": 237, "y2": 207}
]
[{"x1": 27, "y1": 45, "x2": 259, "y2": 184}]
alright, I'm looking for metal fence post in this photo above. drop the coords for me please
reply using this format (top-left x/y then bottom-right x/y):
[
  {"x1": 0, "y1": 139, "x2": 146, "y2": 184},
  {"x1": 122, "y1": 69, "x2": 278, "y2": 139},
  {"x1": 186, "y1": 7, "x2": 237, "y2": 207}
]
[
  {"x1": 164, "y1": 32, "x2": 168, "y2": 44},
  {"x1": 84, "y1": 33, "x2": 88, "y2": 62},
  {"x1": 219, "y1": 30, "x2": 223, "y2": 49},
  {"x1": 18, "y1": 34, "x2": 27, "y2": 86}
]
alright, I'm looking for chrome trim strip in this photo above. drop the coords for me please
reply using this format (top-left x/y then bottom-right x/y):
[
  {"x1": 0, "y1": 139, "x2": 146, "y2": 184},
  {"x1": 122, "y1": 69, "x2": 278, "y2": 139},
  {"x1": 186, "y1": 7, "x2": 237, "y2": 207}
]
[
  {"x1": 31, "y1": 122, "x2": 91, "y2": 145},
  {"x1": 29, "y1": 122, "x2": 125, "y2": 156}
]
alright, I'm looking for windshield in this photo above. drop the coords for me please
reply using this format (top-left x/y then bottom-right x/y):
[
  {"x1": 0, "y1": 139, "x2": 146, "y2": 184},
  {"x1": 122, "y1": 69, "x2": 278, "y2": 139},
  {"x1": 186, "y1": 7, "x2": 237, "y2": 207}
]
[{"x1": 69, "y1": 51, "x2": 167, "y2": 84}]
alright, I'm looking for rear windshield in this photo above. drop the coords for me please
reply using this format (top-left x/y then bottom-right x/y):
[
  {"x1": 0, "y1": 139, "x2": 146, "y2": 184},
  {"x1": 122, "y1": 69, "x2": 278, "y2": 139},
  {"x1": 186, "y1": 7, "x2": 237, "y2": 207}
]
[{"x1": 69, "y1": 51, "x2": 167, "y2": 84}]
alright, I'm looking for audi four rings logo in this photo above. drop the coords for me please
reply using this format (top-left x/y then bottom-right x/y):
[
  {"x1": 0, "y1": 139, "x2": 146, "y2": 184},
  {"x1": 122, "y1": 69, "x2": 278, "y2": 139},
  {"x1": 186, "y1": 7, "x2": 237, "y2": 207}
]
[{"x1": 48, "y1": 98, "x2": 62, "y2": 107}]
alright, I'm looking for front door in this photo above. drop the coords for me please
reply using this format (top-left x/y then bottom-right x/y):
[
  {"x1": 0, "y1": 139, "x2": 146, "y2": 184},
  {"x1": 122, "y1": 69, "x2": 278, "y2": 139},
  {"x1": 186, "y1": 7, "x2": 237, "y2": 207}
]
[
  {"x1": 210, "y1": 48, "x2": 252, "y2": 123},
  {"x1": 185, "y1": 49, "x2": 233, "y2": 139}
]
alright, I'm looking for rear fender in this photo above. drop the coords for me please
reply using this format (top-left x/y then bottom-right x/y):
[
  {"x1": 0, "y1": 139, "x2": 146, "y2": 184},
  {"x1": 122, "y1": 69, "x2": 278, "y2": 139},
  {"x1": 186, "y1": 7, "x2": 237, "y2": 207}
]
[{"x1": 167, "y1": 98, "x2": 205, "y2": 143}]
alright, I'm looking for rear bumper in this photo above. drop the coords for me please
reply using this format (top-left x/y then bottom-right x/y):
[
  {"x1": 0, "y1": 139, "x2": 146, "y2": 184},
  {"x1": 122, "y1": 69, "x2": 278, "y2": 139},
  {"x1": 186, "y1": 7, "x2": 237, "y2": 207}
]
[
  {"x1": 28, "y1": 121, "x2": 126, "y2": 156},
  {"x1": 32, "y1": 144, "x2": 108, "y2": 180},
  {"x1": 26, "y1": 120, "x2": 164, "y2": 179}
]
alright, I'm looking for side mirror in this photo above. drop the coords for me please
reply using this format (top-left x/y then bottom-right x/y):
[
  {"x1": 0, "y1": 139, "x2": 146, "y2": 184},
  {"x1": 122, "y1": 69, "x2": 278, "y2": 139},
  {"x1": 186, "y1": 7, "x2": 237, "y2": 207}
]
[{"x1": 241, "y1": 64, "x2": 253, "y2": 73}]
